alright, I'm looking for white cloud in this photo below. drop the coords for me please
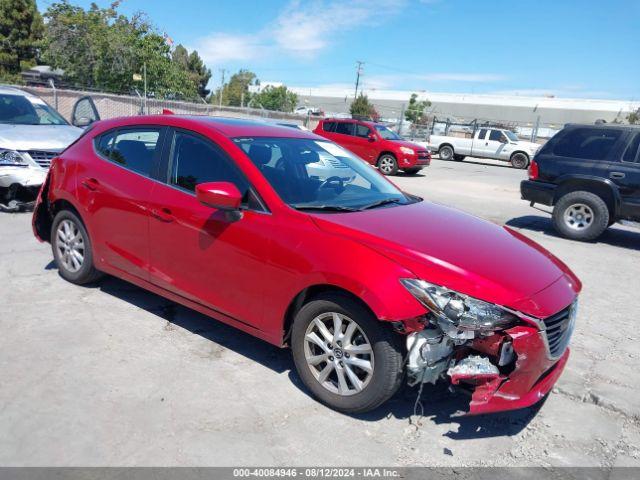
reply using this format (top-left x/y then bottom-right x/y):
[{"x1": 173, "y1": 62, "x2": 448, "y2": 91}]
[
  {"x1": 417, "y1": 73, "x2": 508, "y2": 82},
  {"x1": 273, "y1": 0, "x2": 406, "y2": 57},
  {"x1": 193, "y1": 33, "x2": 267, "y2": 64}
]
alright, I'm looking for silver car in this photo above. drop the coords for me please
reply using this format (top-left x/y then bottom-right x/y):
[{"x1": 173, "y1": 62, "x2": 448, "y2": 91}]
[{"x1": 0, "y1": 86, "x2": 82, "y2": 211}]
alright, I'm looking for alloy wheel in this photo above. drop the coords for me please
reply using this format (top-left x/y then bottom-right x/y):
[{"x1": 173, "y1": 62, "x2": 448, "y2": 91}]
[
  {"x1": 56, "y1": 219, "x2": 85, "y2": 273},
  {"x1": 378, "y1": 157, "x2": 395, "y2": 175},
  {"x1": 563, "y1": 203, "x2": 594, "y2": 231},
  {"x1": 303, "y1": 312, "x2": 374, "y2": 396}
]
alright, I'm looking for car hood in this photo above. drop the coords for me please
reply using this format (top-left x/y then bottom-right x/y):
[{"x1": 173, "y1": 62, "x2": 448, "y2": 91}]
[
  {"x1": 391, "y1": 139, "x2": 428, "y2": 151},
  {"x1": 310, "y1": 201, "x2": 580, "y2": 316},
  {"x1": 0, "y1": 124, "x2": 83, "y2": 151},
  {"x1": 513, "y1": 140, "x2": 540, "y2": 151}
]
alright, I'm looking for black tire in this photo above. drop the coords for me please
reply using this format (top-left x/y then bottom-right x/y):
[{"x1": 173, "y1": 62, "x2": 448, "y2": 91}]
[
  {"x1": 439, "y1": 145, "x2": 454, "y2": 161},
  {"x1": 377, "y1": 154, "x2": 398, "y2": 175},
  {"x1": 453, "y1": 154, "x2": 465, "y2": 161},
  {"x1": 51, "y1": 210, "x2": 102, "y2": 284},
  {"x1": 552, "y1": 191, "x2": 609, "y2": 241},
  {"x1": 402, "y1": 167, "x2": 421, "y2": 175},
  {"x1": 291, "y1": 293, "x2": 404, "y2": 414},
  {"x1": 510, "y1": 152, "x2": 529, "y2": 169}
]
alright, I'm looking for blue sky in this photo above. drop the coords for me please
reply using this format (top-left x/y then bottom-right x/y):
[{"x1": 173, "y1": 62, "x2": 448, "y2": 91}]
[{"x1": 38, "y1": 0, "x2": 639, "y2": 99}]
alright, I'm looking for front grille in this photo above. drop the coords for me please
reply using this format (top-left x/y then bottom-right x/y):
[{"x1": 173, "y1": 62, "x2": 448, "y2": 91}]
[
  {"x1": 22, "y1": 150, "x2": 59, "y2": 169},
  {"x1": 543, "y1": 302, "x2": 577, "y2": 358}
]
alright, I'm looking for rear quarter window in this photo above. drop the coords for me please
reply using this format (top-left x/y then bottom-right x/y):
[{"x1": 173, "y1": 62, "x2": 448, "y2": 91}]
[
  {"x1": 322, "y1": 121, "x2": 336, "y2": 132},
  {"x1": 552, "y1": 127, "x2": 623, "y2": 160}
]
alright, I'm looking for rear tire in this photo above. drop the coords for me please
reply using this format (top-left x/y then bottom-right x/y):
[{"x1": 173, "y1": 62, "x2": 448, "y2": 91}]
[
  {"x1": 291, "y1": 293, "x2": 404, "y2": 414},
  {"x1": 552, "y1": 191, "x2": 609, "y2": 241},
  {"x1": 377, "y1": 154, "x2": 398, "y2": 175},
  {"x1": 439, "y1": 145, "x2": 454, "y2": 161},
  {"x1": 51, "y1": 210, "x2": 102, "y2": 284},
  {"x1": 510, "y1": 152, "x2": 529, "y2": 169}
]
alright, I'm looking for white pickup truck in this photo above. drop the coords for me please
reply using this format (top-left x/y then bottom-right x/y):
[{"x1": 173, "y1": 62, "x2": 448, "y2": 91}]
[{"x1": 428, "y1": 127, "x2": 541, "y2": 169}]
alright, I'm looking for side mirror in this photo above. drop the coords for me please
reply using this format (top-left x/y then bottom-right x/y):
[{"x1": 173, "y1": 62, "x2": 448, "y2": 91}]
[
  {"x1": 74, "y1": 116, "x2": 93, "y2": 128},
  {"x1": 196, "y1": 182, "x2": 242, "y2": 211},
  {"x1": 368, "y1": 133, "x2": 376, "y2": 142}
]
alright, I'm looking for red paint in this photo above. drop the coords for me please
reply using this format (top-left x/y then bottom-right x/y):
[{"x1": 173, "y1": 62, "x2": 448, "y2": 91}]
[
  {"x1": 33, "y1": 115, "x2": 580, "y2": 414},
  {"x1": 195, "y1": 182, "x2": 242, "y2": 210},
  {"x1": 313, "y1": 118, "x2": 430, "y2": 169}
]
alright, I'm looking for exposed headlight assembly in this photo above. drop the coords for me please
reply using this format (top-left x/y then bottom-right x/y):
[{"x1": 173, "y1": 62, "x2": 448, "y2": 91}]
[
  {"x1": 401, "y1": 279, "x2": 518, "y2": 334},
  {"x1": 399, "y1": 146, "x2": 415, "y2": 155},
  {"x1": 0, "y1": 149, "x2": 28, "y2": 167}
]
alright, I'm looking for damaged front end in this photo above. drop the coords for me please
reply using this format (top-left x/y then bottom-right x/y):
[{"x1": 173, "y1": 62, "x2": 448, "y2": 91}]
[
  {"x1": 401, "y1": 279, "x2": 576, "y2": 416},
  {"x1": 0, "y1": 150, "x2": 47, "y2": 212}
]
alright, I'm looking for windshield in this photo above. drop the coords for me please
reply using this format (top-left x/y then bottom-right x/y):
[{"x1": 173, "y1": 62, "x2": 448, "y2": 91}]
[
  {"x1": 234, "y1": 137, "x2": 416, "y2": 211},
  {"x1": 504, "y1": 130, "x2": 519, "y2": 142},
  {"x1": 374, "y1": 125, "x2": 402, "y2": 140},
  {"x1": 0, "y1": 94, "x2": 68, "y2": 125}
]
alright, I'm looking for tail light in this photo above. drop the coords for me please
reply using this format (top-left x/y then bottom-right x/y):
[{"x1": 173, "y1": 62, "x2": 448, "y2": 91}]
[{"x1": 528, "y1": 159, "x2": 539, "y2": 180}]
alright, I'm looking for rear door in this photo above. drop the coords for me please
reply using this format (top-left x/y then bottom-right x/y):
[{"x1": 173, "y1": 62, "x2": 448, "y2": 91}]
[
  {"x1": 331, "y1": 121, "x2": 359, "y2": 156},
  {"x1": 470, "y1": 128, "x2": 488, "y2": 156},
  {"x1": 535, "y1": 126, "x2": 624, "y2": 183},
  {"x1": 609, "y1": 130, "x2": 640, "y2": 220},
  {"x1": 76, "y1": 126, "x2": 167, "y2": 280}
]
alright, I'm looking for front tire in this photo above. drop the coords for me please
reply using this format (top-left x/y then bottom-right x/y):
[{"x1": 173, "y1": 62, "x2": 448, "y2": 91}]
[
  {"x1": 439, "y1": 145, "x2": 454, "y2": 161},
  {"x1": 51, "y1": 210, "x2": 102, "y2": 284},
  {"x1": 552, "y1": 191, "x2": 609, "y2": 241},
  {"x1": 377, "y1": 154, "x2": 398, "y2": 175},
  {"x1": 291, "y1": 293, "x2": 404, "y2": 413},
  {"x1": 510, "y1": 152, "x2": 529, "y2": 169}
]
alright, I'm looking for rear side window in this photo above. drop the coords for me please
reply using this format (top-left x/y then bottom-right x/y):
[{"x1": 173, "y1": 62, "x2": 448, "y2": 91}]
[
  {"x1": 553, "y1": 128, "x2": 623, "y2": 160},
  {"x1": 355, "y1": 124, "x2": 371, "y2": 138},
  {"x1": 322, "y1": 121, "x2": 336, "y2": 132},
  {"x1": 335, "y1": 122, "x2": 355, "y2": 136},
  {"x1": 95, "y1": 128, "x2": 161, "y2": 177},
  {"x1": 622, "y1": 132, "x2": 640, "y2": 163},
  {"x1": 169, "y1": 131, "x2": 249, "y2": 195},
  {"x1": 477, "y1": 128, "x2": 487, "y2": 140}
]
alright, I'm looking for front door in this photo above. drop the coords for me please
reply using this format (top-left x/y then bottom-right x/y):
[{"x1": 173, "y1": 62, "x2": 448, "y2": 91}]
[
  {"x1": 351, "y1": 123, "x2": 377, "y2": 163},
  {"x1": 477, "y1": 129, "x2": 507, "y2": 158},
  {"x1": 147, "y1": 129, "x2": 272, "y2": 328}
]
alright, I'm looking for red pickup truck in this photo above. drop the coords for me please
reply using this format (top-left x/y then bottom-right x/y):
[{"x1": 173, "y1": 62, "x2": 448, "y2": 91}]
[{"x1": 314, "y1": 118, "x2": 430, "y2": 175}]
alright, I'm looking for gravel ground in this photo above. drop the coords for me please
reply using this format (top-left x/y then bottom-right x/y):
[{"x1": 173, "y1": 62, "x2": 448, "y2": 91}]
[{"x1": 1, "y1": 156, "x2": 639, "y2": 467}]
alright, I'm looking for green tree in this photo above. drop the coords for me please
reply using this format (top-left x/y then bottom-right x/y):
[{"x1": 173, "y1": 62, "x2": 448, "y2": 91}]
[
  {"x1": 213, "y1": 69, "x2": 257, "y2": 106},
  {"x1": 42, "y1": 1, "x2": 198, "y2": 98},
  {"x1": 628, "y1": 108, "x2": 640, "y2": 125},
  {"x1": 405, "y1": 93, "x2": 431, "y2": 124},
  {"x1": 0, "y1": 0, "x2": 43, "y2": 82},
  {"x1": 349, "y1": 93, "x2": 378, "y2": 120},
  {"x1": 252, "y1": 85, "x2": 297, "y2": 112},
  {"x1": 172, "y1": 44, "x2": 211, "y2": 97}
]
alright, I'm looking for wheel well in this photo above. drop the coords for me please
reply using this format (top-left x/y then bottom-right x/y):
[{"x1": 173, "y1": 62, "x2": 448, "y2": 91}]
[
  {"x1": 39, "y1": 199, "x2": 85, "y2": 242},
  {"x1": 439, "y1": 143, "x2": 454, "y2": 153},
  {"x1": 281, "y1": 284, "x2": 378, "y2": 346},
  {"x1": 510, "y1": 151, "x2": 529, "y2": 160},
  {"x1": 377, "y1": 151, "x2": 397, "y2": 163},
  {"x1": 554, "y1": 180, "x2": 617, "y2": 218}
]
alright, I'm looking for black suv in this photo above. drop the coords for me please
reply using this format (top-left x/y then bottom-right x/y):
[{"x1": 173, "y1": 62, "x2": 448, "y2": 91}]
[{"x1": 521, "y1": 124, "x2": 640, "y2": 241}]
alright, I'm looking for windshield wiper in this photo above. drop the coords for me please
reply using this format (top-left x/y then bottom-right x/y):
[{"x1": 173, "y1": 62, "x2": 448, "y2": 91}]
[
  {"x1": 291, "y1": 204, "x2": 358, "y2": 212},
  {"x1": 359, "y1": 198, "x2": 403, "y2": 210}
]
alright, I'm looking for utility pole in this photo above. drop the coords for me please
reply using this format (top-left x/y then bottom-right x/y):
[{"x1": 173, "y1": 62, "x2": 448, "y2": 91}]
[
  {"x1": 354, "y1": 61, "x2": 364, "y2": 99},
  {"x1": 218, "y1": 69, "x2": 226, "y2": 108}
]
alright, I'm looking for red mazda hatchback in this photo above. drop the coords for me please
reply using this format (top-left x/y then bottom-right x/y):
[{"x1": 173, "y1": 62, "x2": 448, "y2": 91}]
[{"x1": 33, "y1": 116, "x2": 580, "y2": 415}]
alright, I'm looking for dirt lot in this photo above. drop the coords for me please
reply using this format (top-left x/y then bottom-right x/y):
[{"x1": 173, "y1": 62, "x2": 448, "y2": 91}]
[{"x1": 1, "y1": 157, "x2": 639, "y2": 467}]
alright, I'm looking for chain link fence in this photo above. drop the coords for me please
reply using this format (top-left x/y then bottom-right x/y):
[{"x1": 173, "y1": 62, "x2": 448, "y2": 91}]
[{"x1": 18, "y1": 85, "x2": 320, "y2": 129}]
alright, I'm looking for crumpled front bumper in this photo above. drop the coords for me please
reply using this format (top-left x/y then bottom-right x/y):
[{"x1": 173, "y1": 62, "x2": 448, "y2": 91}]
[
  {"x1": 457, "y1": 324, "x2": 569, "y2": 416},
  {"x1": 0, "y1": 166, "x2": 47, "y2": 189}
]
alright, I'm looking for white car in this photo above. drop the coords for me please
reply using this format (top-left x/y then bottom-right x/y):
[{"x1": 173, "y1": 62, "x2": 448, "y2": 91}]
[
  {"x1": 428, "y1": 127, "x2": 541, "y2": 169},
  {"x1": 0, "y1": 86, "x2": 82, "y2": 211}
]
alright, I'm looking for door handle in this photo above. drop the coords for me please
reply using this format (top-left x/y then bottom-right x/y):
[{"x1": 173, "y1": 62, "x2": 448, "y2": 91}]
[
  {"x1": 150, "y1": 207, "x2": 174, "y2": 223},
  {"x1": 81, "y1": 177, "x2": 99, "y2": 191},
  {"x1": 610, "y1": 172, "x2": 626, "y2": 180}
]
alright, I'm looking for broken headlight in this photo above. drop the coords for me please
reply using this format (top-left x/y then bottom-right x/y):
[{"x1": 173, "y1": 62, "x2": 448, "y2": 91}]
[
  {"x1": 0, "y1": 149, "x2": 28, "y2": 167},
  {"x1": 400, "y1": 279, "x2": 518, "y2": 332}
]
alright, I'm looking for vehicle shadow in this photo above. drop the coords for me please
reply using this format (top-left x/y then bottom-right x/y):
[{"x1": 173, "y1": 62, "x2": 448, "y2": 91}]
[
  {"x1": 434, "y1": 156, "x2": 515, "y2": 170},
  {"x1": 506, "y1": 215, "x2": 640, "y2": 252},
  {"x1": 70, "y1": 273, "x2": 539, "y2": 440}
]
